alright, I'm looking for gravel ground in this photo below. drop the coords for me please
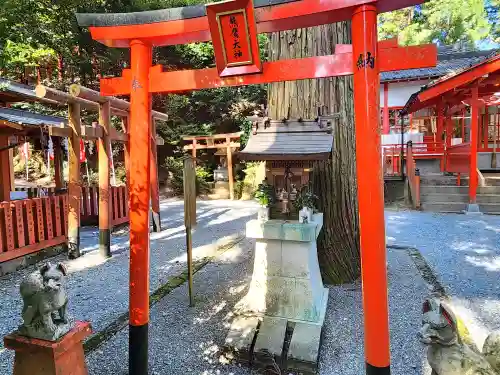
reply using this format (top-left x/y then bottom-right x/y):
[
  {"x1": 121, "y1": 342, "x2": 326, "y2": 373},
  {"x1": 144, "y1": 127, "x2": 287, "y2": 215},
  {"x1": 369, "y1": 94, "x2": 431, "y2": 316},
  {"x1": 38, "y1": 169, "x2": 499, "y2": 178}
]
[
  {"x1": 0, "y1": 198, "x2": 259, "y2": 375},
  {"x1": 1, "y1": 206, "x2": 491, "y2": 374},
  {"x1": 84, "y1": 241, "x2": 431, "y2": 375},
  {"x1": 386, "y1": 210, "x2": 500, "y2": 348}
]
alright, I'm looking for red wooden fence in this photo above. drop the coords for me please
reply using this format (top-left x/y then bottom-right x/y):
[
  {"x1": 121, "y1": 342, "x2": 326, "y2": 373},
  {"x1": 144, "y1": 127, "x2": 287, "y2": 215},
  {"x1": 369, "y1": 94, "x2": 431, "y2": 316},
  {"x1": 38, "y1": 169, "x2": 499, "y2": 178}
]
[
  {"x1": 0, "y1": 195, "x2": 68, "y2": 263},
  {"x1": 383, "y1": 142, "x2": 445, "y2": 177},
  {"x1": 1, "y1": 186, "x2": 129, "y2": 263},
  {"x1": 111, "y1": 185, "x2": 129, "y2": 226}
]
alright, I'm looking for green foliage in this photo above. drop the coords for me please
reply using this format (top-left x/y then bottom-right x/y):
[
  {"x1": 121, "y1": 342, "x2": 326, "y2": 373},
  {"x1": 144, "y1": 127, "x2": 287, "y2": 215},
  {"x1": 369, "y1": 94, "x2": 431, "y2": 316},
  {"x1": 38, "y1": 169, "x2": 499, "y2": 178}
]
[
  {"x1": 485, "y1": 0, "x2": 500, "y2": 44},
  {"x1": 254, "y1": 180, "x2": 275, "y2": 207},
  {"x1": 233, "y1": 180, "x2": 244, "y2": 200},
  {"x1": 114, "y1": 164, "x2": 127, "y2": 184},
  {"x1": 378, "y1": 0, "x2": 494, "y2": 47},
  {"x1": 13, "y1": 148, "x2": 48, "y2": 181},
  {"x1": 162, "y1": 156, "x2": 211, "y2": 196},
  {"x1": 293, "y1": 185, "x2": 318, "y2": 211},
  {"x1": 0, "y1": 0, "x2": 266, "y2": 185}
]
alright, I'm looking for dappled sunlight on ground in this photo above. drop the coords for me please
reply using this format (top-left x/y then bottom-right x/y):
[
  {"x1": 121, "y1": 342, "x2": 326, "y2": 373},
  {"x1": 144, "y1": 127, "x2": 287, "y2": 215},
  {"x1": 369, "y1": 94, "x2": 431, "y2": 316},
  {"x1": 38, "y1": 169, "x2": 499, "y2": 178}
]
[
  {"x1": 66, "y1": 251, "x2": 113, "y2": 273},
  {"x1": 385, "y1": 209, "x2": 500, "y2": 349},
  {"x1": 465, "y1": 254, "x2": 500, "y2": 271}
]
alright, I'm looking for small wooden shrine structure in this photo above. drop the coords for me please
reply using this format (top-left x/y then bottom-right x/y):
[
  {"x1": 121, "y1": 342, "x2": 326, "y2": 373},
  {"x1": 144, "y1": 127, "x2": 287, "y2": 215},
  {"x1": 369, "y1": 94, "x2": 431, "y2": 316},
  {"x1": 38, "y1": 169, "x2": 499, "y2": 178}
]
[
  {"x1": 0, "y1": 81, "x2": 167, "y2": 264},
  {"x1": 183, "y1": 132, "x2": 241, "y2": 199},
  {"x1": 240, "y1": 116, "x2": 335, "y2": 218}
]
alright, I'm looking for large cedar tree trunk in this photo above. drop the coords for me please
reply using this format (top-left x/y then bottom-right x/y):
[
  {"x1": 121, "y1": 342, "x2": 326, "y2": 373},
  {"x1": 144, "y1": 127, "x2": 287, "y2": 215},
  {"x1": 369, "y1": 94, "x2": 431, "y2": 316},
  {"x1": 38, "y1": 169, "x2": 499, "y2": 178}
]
[{"x1": 267, "y1": 23, "x2": 360, "y2": 284}]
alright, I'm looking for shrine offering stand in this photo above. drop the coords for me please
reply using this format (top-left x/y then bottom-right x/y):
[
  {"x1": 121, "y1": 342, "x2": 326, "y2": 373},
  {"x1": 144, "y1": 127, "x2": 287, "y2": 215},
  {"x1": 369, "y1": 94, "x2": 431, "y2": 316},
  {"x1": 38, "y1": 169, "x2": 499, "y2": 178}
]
[{"x1": 225, "y1": 213, "x2": 326, "y2": 374}]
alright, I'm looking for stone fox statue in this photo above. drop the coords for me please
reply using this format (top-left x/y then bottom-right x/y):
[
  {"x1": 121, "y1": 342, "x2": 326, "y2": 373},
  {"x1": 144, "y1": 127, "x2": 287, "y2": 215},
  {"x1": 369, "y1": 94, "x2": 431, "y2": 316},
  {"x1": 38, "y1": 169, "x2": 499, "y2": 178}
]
[
  {"x1": 419, "y1": 298, "x2": 500, "y2": 375},
  {"x1": 19, "y1": 262, "x2": 69, "y2": 341}
]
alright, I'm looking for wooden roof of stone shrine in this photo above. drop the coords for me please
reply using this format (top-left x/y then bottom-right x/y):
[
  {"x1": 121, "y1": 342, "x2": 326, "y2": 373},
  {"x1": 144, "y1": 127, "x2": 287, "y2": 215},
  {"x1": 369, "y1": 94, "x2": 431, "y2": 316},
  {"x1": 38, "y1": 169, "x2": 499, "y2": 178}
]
[{"x1": 239, "y1": 117, "x2": 336, "y2": 161}]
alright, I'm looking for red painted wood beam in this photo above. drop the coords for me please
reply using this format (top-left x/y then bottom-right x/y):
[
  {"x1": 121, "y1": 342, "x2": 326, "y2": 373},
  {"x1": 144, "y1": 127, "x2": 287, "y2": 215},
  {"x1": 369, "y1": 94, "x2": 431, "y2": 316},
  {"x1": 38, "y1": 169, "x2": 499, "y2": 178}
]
[
  {"x1": 101, "y1": 44, "x2": 437, "y2": 96},
  {"x1": 88, "y1": 0, "x2": 424, "y2": 47}
]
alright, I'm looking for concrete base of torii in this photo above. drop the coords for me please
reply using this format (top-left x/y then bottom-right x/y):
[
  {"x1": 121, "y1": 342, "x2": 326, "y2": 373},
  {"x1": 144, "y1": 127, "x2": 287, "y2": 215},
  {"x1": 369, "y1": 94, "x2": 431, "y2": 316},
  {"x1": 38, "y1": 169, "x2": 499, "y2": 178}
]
[{"x1": 225, "y1": 214, "x2": 327, "y2": 374}]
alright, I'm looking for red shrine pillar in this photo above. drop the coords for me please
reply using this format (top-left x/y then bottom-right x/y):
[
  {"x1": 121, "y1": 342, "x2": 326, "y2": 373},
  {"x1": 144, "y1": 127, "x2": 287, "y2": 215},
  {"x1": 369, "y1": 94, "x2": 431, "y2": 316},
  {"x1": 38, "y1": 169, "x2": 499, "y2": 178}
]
[
  {"x1": 382, "y1": 83, "x2": 390, "y2": 134},
  {"x1": 128, "y1": 39, "x2": 152, "y2": 375},
  {"x1": 445, "y1": 114, "x2": 453, "y2": 147},
  {"x1": 469, "y1": 86, "x2": 479, "y2": 205},
  {"x1": 436, "y1": 102, "x2": 444, "y2": 144},
  {"x1": 352, "y1": 5, "x2": 391, "y2": 375}
]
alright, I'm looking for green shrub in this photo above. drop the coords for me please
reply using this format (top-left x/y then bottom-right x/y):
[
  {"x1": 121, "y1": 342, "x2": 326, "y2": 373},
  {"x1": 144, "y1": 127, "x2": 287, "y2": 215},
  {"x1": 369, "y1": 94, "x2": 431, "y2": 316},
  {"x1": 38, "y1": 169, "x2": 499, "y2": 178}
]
[
  {"x1": 13, "y1": 149, "x2": 49, "y2": 181},
  {"x1": 114, "y1": 164, "x2": 127, "y2": 184},
  {"x1": 234, "y1": 180, "x2": 244, "y2": 200},
  {"x1": 162, "y1": 156, "x2": 211, "y2": 196},
  {"x1": 254, "y1": 180, "x2": 275, "y2": 207}
]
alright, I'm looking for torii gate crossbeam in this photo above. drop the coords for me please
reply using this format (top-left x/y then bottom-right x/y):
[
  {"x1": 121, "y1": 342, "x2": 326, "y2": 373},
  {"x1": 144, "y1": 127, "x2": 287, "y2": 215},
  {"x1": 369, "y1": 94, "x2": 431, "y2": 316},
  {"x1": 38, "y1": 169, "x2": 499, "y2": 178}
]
[{"x1": 77, "y1": 1, "x2": 434, "y2": 374}]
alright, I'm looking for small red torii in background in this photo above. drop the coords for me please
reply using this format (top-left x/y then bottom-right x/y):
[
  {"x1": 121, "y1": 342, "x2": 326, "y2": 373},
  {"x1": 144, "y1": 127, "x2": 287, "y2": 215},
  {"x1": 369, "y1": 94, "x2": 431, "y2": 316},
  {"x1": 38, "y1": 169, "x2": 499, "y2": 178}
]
[{"x1": 76, "y1": 0, "x2": 437, "y2": 374}]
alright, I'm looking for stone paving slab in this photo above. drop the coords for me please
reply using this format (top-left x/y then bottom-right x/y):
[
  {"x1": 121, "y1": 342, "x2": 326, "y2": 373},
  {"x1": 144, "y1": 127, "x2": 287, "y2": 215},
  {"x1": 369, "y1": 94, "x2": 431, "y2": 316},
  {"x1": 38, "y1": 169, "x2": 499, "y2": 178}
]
[
  {"x1": 224, "y1": 316, "x2": 260, "y2": 364},
  {"x1": 253, "y1": 316, "x2": 287, "y2": 372},
  {"x1": 0, "y1": 199, "x2": 259, "y2": 375},
  {"x1": 287, "y1": 322, "x2": 322, "y2": 374}
]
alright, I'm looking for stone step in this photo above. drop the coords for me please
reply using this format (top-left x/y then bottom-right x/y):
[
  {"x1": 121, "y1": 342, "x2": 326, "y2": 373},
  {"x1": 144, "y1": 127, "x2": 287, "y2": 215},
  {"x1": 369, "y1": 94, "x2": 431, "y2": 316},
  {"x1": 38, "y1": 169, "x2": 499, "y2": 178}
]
[
  {"x1": 479, "y1": 203, "x2": 500, "y2": 214},
  {"x1": 420, "y1": 185, "x2": 469, "y2": 195},
  {"x1": 420, "y1": 202, "x2": 467, "y2": 213},
  {"x1": 420, "y1": 176, "x2": 467, "y2": 186},
  {"x1": 478, "y1": 186, "x2": 500, "y2": 194},
  {"x1": 476, "y1": 194, "x2": 500, "y2": 204},
  {"x1": 483, "y1": 177, "x2": 500, "y2": 186},
  {"x1": 420, "y1": 193, "x2": 469, "y2": 203}
]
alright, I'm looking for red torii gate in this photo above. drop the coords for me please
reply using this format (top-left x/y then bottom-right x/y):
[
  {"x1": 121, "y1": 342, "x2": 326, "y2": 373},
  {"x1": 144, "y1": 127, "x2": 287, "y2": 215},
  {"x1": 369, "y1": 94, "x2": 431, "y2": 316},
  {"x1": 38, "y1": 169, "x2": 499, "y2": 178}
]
[{"x1": 76, "y1": 1, "x2": 436, "y2": 374}]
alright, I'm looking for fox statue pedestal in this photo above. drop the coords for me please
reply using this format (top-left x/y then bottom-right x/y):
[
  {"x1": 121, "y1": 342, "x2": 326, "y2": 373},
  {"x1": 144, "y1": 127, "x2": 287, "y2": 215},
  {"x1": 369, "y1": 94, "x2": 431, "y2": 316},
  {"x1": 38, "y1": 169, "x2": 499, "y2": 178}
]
[
  {"x1": 4, "y1": 321, "x2": 92, "y2": 375},
  {"x1": 225, "y1": 214, "x2": 327, "y2": 374}
]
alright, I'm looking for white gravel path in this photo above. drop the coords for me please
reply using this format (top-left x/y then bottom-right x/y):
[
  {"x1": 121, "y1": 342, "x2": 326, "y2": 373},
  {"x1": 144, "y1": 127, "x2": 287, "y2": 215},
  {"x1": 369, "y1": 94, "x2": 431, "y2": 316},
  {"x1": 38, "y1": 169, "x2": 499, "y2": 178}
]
[
  {"x1": 386, "y1": 209, "x2": 500, "y2": 349},
  {"x1": 83, "y1": 240, "x2": 431, "y2": 375},
  {"x1": 0, "y1": 199, "x2": 259, "y2": 375},
  {"x1": 1, "y1": 206, "x2": 495, "y2": 374}
]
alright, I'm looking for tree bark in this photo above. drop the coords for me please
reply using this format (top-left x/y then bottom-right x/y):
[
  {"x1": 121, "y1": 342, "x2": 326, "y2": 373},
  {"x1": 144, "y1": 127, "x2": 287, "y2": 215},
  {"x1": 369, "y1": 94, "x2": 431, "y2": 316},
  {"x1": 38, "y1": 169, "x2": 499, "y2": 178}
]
[{"x1": 267, "y1": 23, "x2": 360, "y2": 284}]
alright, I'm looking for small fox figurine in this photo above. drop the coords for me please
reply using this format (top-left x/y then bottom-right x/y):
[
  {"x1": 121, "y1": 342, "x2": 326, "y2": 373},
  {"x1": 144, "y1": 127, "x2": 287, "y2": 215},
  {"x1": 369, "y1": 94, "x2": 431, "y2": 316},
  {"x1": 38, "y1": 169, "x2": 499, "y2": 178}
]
[{"x1": 419, "y1": 298, "x2": 500, "y2": 375}]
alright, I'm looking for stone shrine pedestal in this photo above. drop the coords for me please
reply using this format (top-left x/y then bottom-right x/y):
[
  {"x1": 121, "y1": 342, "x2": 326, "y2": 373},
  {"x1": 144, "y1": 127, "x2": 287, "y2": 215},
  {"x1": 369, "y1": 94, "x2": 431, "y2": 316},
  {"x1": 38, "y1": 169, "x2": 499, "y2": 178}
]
[
  {"x1": 242, "y1": 213, "x2": 328, "y2": 324},
  {"x1": 225, "y1": 214, "x2": 327, "y2": 374},
  {"x1": 4, "y1": 321, "x2": 92, "y2": 375}
]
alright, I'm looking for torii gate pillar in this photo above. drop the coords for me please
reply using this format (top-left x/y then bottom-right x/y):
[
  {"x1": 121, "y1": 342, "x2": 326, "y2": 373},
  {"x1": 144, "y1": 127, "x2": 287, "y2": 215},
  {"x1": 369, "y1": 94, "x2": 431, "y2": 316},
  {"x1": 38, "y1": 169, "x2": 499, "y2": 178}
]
[
  {"x1": 128, "y1": 39, "x2": 152, "y2": 375},
  {"x1": 352, "y1": 5, "x2": 391, "y2": 374}
]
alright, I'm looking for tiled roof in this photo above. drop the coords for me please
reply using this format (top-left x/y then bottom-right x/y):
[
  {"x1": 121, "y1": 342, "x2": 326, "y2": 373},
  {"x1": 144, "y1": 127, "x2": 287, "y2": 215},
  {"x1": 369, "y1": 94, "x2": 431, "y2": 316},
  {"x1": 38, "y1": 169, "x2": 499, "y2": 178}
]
[
  {"x1": 381, "y1": 47, "x2": 497, "y2": 82},
  {"x1": 239, "y1": 119, "x2": 334, "y2": 161},
  {"x1": 402, "y1": 51, "x2": 500, "y2": 114},
  {"x1": 0, "y1": 107, "x2": 66, "y2": 127}
]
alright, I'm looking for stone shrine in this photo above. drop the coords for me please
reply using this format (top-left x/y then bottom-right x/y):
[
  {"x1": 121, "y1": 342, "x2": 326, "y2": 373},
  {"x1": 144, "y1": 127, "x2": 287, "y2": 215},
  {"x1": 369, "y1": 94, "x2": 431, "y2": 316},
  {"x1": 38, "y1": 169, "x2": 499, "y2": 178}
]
[{"x1": 225, "y1": 116, "x2": 335, "y2": 374}]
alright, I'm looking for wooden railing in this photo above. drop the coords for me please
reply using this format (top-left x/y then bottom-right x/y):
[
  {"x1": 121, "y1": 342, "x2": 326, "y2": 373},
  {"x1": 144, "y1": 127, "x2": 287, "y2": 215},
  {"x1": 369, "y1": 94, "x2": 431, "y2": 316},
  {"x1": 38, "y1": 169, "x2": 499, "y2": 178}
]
[
  {"x1": 383, "y1": 142, "x2": 445, "y2": 177},
  {"x1": 406, "y1": 143, "x2": 420, "y2": 209},
  {"x1": 382, "y1": 144, "x2": 403, "y2": 176},
  {"x1": 445, "y1": 142, "x2": 470, "y2": 173},
  {"x1": 0, "y1": 196, "x2": 68, "y2": 263},
  {"x1": 80, "y1": 185, "x2": 129, "y2": 226},
  {"x1": 81, "y1": 186, "x2": 99, "y2": 225},
  {"x1": 111, "y1": 185, "x2": 129, "y2": 226}
]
